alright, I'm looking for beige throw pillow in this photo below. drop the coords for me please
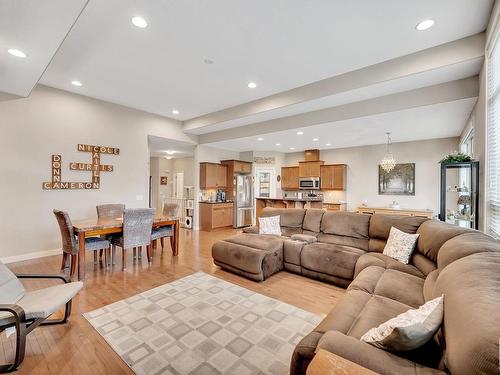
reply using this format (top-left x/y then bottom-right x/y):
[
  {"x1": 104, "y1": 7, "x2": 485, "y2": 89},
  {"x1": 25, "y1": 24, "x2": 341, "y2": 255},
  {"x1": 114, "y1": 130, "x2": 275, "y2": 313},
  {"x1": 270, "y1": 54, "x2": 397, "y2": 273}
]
[
  {"x1": 360, "y1": 295, "x2": 444, "y2": 351},
  {"x1": 383, "y1": 226, "x2": 419, "y2": 264},
  {"x1": 258, "y1": 215, "x2": 281, "y2": 235}
]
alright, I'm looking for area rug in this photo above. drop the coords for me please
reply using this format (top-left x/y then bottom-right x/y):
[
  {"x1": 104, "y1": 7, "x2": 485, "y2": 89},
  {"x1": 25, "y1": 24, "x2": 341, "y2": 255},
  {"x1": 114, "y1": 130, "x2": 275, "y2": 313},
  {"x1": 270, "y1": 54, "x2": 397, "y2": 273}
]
[{"x1": 84, "y1": 272, "x2": 322, "y2": 375}]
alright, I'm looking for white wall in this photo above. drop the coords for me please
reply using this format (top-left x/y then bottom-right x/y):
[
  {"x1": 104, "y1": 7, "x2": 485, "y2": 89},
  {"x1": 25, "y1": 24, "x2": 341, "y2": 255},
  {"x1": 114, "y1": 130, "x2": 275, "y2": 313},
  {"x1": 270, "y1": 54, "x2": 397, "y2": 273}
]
[
  {"x1": 285, "y1": 137, "x2": 459, "y2": 214},
  {"x1": 0, "y1": 85, "x2": 196, "y2": 260}
]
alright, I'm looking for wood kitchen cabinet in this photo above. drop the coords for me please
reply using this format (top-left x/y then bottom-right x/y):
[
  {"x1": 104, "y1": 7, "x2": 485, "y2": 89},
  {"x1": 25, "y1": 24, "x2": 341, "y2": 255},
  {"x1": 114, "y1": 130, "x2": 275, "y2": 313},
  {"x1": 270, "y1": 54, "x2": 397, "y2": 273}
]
[
  {"x1": 320, "y1": 164, "x2": 346, "y2": 190},
  {"x1": 199, "y1": 162, "x2": 227, "y2": 189},
  {"x1": 299, "y1": 161, "x2": 324, "y2": 177},
  {"x1": 281, "y1": 166, "x2": 299, "y2": 190},
  {"x1": 200, "y1": 202, "x2": 233, "y2": 230}
]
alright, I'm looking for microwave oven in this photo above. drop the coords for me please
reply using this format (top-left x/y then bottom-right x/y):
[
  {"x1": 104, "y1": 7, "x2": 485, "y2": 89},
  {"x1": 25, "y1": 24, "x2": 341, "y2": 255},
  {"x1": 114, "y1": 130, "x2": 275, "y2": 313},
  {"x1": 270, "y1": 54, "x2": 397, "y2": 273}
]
[{"x1": 299, "y1": 177, "x2": 320, "y2": 190}]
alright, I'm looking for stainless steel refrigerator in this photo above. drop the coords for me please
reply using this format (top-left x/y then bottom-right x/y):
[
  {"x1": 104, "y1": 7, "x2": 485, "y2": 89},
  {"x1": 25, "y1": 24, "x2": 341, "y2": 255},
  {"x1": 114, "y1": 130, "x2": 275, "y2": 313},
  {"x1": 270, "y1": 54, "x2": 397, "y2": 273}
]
[{"x1": 234, "y1": 173, "x2": 254, "y2": 228}]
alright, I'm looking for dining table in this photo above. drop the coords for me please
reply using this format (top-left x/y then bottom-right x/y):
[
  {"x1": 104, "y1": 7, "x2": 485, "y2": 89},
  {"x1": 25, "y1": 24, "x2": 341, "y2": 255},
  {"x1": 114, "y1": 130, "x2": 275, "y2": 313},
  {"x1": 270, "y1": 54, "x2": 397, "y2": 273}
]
[{"x1": 72, "y1": 214, "x2": 180, "y2": 281}]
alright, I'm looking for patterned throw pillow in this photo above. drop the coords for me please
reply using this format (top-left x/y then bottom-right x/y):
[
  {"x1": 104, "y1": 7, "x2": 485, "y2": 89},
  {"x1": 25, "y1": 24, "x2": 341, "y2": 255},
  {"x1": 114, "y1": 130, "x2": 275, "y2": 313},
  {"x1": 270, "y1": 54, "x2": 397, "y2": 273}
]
[
  {"x1": 383, "y1": 226, "x2": 419, "y2": 264},
  {"x1": 258, "y1": 215, "x2": 281, "y2": 235},
  {"x1": 360, "y1": 295, "x2": 444, "y2": 351}
]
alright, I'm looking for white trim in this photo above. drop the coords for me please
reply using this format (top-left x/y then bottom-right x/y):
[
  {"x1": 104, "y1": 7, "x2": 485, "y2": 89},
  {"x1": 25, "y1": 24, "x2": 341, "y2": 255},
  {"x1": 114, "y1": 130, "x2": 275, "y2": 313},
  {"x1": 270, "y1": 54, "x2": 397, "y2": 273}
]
[{"x1": 0, "y1": 248, "x2": 62, "y2": 264}]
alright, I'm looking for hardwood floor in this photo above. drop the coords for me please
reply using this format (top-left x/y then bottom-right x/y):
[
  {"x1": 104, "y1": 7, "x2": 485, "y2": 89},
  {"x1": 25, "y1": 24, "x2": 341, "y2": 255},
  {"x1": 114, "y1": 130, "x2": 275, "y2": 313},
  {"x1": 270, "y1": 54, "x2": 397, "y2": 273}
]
[{"x1": 1, "y1": 229, "x2": 345, "y2": 374}]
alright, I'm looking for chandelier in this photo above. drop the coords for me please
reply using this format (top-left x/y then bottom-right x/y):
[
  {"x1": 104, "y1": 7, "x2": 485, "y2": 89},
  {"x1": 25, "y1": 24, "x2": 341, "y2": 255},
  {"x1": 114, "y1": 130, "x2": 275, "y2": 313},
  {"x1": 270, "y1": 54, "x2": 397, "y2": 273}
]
[{"x1": 381, "y1": 132, "x2": 396, "y2": 173}]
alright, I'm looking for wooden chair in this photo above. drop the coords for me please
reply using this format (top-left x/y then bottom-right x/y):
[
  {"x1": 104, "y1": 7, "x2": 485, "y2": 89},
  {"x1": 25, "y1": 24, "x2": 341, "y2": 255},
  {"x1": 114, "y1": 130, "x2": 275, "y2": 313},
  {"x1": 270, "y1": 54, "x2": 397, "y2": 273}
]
[
  {"x1": 96, "y1": 204, "x2": 125, "y2": 264},
  {"x1": 0, "y1": 260, "x2": 82, "y2": 372},
  {"x1": 151, "y1": 203, "x2": 179, "y2": 252},
  {"x1": 111, "y1": 208, "x2": 155, "y2": 270},
  {"x1": 53, "y1": 210, "x2": 111, "y2": 277}
]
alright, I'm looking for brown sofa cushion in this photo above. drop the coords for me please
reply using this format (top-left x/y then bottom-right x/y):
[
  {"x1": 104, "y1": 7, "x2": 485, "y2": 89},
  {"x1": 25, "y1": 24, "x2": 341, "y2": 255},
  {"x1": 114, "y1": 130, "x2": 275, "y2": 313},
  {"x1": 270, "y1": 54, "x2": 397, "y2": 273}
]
[
  {"x1": 302, "y1": 209, "x2": 324, "y2": 233},
  {"x1": 261, "y1": 207, "x2": 305, "y2": 228},
  {"x1": 349, "y1": 267, "x2": 425, "y2": 308},
  {"x1": 354, "y1": 253, "x2": 424, "y2": 279},
  {"x1": 317, "y1": 233, "x2": 369, "y2": 251},
  {"x1": 301, "y1": 242, "x2": 365, "y2": 280},
  {"x1": 411, "y1": 253, "x2": 437, "y2": 276},
  {"x1": 291, "y1": 234, "x2": 317, "y2": 243},
  {"x1": 437, "y1": 231, "x2": 500, "y2": 270},
  {"x1": 434, "y1": 252, "x2": 500, "y2": 375},
  {"x1": 316, "y1": 331, "x2": 446, "y2": 375},
  {"x1": 369, "y1": 214, "x2": 428, "y2": 247},
  {"x1": 416, "y1": 221, "x2": 472, "y2": 262},
  {"x1": 321, "y1": 212, "x2": 370, "y2": 239}
]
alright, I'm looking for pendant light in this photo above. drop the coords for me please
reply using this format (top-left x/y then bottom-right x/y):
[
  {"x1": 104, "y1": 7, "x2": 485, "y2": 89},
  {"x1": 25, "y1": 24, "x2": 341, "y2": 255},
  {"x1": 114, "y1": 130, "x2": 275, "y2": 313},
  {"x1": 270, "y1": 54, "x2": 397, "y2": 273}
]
[{"x1": 381, "y1": 132, "x2": 396, "y2": 173}]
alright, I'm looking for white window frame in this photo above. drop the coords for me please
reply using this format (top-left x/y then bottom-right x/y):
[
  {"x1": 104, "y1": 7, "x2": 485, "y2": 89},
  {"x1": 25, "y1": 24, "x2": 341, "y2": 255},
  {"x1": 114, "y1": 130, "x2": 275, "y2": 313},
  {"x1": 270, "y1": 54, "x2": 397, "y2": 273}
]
[{"x1": 486, "y1": 26, "x2": 500, "y2": 238}]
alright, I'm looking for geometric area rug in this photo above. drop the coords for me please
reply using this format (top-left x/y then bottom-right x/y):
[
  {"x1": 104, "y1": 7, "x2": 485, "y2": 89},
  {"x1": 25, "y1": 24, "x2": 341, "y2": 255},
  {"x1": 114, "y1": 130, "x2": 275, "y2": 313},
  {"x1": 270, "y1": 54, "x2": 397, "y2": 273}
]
[{"x1": 84, "y1": 272, "x2": 322, "y2": 375}]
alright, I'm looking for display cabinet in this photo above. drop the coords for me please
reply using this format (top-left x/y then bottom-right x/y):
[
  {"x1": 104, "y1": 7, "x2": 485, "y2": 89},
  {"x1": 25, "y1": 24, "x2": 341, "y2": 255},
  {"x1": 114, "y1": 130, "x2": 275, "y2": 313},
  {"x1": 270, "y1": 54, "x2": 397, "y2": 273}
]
[{"x1": 439, "y1": 161, "x2": 479, "y2": 229}]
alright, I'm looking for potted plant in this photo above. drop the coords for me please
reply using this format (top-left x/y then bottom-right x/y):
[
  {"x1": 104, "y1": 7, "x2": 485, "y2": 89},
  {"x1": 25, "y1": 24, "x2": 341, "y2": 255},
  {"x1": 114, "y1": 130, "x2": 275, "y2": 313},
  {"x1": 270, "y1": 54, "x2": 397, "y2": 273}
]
[{"x1": 439, "y1": 151, "x2": 472, "y2": 163}]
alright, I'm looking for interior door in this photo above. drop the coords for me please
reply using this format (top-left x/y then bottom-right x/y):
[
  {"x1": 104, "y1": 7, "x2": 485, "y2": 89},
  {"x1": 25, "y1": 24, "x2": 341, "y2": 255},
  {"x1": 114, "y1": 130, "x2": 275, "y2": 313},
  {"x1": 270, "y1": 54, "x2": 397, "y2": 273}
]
[{"x1": 255, "y1": 167, "x2": 275, "y2": 198}]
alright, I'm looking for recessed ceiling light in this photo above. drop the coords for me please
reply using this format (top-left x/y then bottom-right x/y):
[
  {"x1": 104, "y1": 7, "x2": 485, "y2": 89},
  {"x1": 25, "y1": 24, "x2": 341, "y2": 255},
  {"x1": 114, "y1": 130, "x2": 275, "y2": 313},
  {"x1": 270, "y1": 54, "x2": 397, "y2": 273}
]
[
  {"x1": 172, "y1": 109, "x2": 179, "y2": 115},
  {"x1": 165, "y1": 150, "x2": 176, "y2": 155},
  {"x1": 257, "y1": 137, "x2": 263, "y2": 141},
  {"x1": 325, "y1": 143, "x2": 331, "y2": 146},
  {"x1": 247, "y1": 82, "x2": 257, "y2": 89},
  {"x1": 7, "y1": 48, "x2": 27, "y2": 58},
  {"x1": 415, "y1": 19, "x2": 434, "y2": 31},
  {"x1": 275, "y1": 143, "x2": 281, "y2": 146},
  {"x1": 165, "y1": 156, "x2": 173, "y2": 160},
  {"x1": 296, "y1": 131, "x2": 304, "y2": 135},
  {"x1": 71, "y1": 80, "x2": 83, "y2": 87},
  {"x1": 132, "y1": 16, "x2": 148, "y2": 28},
  {"x1": 289, "y1": 147, "x2": 295, "y2": 150},
  {"x1": 204, "y1": 58, "x2": 214, "y2": 65},
  {"x1": 313, "y1": 138, "x2": 319, "y2": 141}
]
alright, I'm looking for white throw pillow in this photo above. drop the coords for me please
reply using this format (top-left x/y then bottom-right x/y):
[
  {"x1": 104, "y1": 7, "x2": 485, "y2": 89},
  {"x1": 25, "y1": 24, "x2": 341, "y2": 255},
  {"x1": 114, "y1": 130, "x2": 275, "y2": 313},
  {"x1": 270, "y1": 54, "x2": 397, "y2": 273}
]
[
  {"x1": 258, "y1": 215, "x2": 281, "y2": 235},
  {"x1": 360, "y1": 295, "x2": 444, "y2": 351},
  {"x1": 383, "y1": 227, "x2": 419, "y2": 264}
]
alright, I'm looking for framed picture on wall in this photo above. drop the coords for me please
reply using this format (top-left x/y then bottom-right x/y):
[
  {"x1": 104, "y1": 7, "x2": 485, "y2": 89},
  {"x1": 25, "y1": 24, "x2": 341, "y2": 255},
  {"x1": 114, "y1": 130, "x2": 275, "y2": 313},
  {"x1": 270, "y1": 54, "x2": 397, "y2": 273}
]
[
  {"x1": 379, "y1": 163, "x2": 415, "y2": 195},
  {"x1": 160, "y1": 176, "x2": 168, "y2": 185}
]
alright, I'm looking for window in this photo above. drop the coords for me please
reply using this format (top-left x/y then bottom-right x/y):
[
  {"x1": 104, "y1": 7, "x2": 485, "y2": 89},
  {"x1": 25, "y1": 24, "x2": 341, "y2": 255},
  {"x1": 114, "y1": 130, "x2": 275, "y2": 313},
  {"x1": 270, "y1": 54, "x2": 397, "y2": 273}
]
[
  {"x1": 487, "y1": 31, "x2": 500, "y2": 237},
  {"x1": 461, "y1": 127, "x2": 474, "y2": 158}
]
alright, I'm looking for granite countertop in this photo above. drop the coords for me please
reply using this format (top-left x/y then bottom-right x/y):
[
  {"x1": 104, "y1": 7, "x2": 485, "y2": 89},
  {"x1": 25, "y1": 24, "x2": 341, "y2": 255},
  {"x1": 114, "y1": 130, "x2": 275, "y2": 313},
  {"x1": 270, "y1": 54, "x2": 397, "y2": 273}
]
[
  {"x1": 256, "y1": 197, "x2": 324, "y2": 202},
  {"x1": 199, "y1": 201, "x2": 233, "y2": 204}
]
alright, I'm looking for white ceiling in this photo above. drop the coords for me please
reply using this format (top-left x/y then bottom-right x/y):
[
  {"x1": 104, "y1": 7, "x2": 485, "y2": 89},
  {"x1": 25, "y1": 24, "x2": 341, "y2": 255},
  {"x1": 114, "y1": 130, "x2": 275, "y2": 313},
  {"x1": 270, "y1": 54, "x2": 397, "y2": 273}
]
[
  {"x1": 0, "y1": 0, "x2": 88, "y2": 97},
  {"x1": 206, "y1": 98, "x2": 477, "y2": 152},
  {"x1": 40, "y1": 0, "x2": 492, "y2": 120},
  {"x1": 148, "y1": 135, "x2": 195, "y2": 158}
]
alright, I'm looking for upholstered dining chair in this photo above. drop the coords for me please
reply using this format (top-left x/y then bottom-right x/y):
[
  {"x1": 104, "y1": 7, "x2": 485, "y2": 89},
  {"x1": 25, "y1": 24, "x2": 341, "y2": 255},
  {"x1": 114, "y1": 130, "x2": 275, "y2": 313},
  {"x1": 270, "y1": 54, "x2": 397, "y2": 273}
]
[
  {"x1": 0, "y1": 260, "x2": 82, "y2": 372},
  {"x1": 96, "y1": 204, "x2": 125, "y2": 264},
  {"x1": 151, "y1": 202, "x2": 179, "y2": 252},
  {"x1": 111, "y1": 208, "x2": 155, "y2": 270},
  {"x1": 53, "y1": 210, "x2": 111, "y2": 277}
]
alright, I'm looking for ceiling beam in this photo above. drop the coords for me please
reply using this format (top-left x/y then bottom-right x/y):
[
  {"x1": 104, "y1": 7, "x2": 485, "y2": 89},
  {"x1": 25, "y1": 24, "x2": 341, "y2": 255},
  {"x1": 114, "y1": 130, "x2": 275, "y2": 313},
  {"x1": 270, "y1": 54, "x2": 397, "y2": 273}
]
[
  {"x1": 199, "y1": 76, "x2": 478, "y2": 144},
  {"x1": 185, "y1": 33, "x2": 485, "y2": 133}
]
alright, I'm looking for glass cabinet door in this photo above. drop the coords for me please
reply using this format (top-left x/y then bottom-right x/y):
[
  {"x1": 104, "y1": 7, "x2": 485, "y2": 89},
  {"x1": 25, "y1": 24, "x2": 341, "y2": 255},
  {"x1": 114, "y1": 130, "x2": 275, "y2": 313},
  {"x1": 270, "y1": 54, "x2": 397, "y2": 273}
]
[{"x1": 439, "y1": 161, "x2": 479, "y2": 229}]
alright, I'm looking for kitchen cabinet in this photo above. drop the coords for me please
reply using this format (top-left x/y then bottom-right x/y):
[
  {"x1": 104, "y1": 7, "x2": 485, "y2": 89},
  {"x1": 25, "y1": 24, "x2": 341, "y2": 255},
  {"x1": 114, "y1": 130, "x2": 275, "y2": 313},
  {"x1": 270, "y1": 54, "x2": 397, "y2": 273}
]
[
  {"x1": 320, "y1": 164, "x2": 346, "y2": 190},
  {"x1": 322, "y1": 203, "x2": 342, "y2": 211},
  {"x1": 281, "y1": 166, "x2": 299, "y2": 190},
  {"x1": 199, "y1": 162, "x2": 227, "y2": 189},
  {"x1": 299, "y1": 161, "x2": 324, "y2": 177},
  {"x1": 200, "y1": 202, "x2": 233, "y2": 230}
]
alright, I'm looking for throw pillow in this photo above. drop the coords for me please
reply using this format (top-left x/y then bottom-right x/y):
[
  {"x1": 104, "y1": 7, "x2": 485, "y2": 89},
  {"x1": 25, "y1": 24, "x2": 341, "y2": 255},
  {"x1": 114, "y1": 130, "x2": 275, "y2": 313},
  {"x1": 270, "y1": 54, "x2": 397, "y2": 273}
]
[
  {"x1": 360, "y1": 295, "x2": 444, "y2": 351},
  {"x1": 258, "y1": 215, "x2": 281, "y2": 235},
  {"x1": 383, "y1": 226, "x2": 419, "y2": 264}
]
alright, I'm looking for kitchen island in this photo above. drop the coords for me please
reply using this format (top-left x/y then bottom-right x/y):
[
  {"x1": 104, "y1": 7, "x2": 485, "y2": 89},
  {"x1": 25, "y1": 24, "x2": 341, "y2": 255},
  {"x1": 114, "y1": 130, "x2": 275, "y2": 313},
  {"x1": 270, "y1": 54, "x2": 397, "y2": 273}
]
[{"x1": 255, "y1": 197, "x2": 342, "y2": 218}]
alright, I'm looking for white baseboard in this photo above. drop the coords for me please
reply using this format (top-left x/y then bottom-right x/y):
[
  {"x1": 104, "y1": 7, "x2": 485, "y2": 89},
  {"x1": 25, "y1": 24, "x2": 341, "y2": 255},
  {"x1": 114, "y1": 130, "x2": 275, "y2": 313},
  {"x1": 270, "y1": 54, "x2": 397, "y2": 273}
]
[{"x1": 1, "y1": 248, "x2": 62, "y2": 264}]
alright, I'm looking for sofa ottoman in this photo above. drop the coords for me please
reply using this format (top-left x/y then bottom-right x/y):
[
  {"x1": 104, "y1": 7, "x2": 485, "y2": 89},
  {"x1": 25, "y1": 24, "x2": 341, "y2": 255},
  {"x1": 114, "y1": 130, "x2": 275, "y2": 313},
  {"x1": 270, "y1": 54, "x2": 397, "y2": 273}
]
[{"x1": 211, "y1": 233, "x2": 284, "y2": 281}]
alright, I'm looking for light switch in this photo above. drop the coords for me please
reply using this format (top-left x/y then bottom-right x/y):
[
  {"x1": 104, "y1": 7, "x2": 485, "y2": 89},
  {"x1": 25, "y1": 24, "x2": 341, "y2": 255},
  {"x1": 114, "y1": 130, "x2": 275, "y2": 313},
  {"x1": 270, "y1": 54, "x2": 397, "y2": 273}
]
[{"x1": 136, "y1": 195, "x2": 144, "y2": 201}]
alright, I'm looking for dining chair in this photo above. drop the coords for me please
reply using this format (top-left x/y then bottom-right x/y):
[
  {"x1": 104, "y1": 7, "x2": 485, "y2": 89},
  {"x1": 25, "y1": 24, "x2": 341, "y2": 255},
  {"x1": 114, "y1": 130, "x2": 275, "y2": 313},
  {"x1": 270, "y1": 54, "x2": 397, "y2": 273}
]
[
  {"x1": 0, "y1": 260, "x2": 82, "y2": 372},
  {"x1": 96, "y1": 204, "x2": 125, "y2": 265},
  {"x1": 151, "y1": 203, "x2": 179, "y2": 252},
  {"x1": 111, "y1": 208, "x2": 155, "y2": 270},
  {"x1": 53, "y1": 210, "x2": 111, "y2": 277}
]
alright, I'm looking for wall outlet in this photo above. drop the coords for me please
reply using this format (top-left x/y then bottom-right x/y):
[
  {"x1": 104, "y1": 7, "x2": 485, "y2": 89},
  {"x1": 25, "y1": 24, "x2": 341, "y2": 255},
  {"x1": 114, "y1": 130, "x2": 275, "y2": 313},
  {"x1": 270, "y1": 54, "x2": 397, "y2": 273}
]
[{"x1": 136, "y1": 195, "x2": 144, "y2": 201}]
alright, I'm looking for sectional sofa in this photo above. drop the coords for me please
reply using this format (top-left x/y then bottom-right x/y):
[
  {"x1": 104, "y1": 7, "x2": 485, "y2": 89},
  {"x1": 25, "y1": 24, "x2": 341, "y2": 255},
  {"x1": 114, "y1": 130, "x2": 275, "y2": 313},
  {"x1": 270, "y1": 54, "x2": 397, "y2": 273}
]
[{"x1": 211, "y1": 208, "x2": 500, "y2": 375}]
